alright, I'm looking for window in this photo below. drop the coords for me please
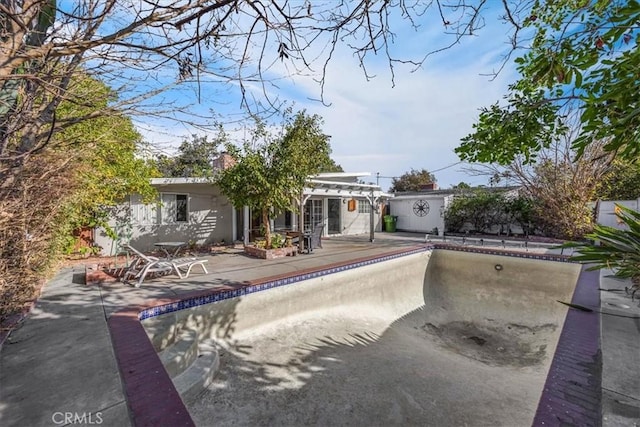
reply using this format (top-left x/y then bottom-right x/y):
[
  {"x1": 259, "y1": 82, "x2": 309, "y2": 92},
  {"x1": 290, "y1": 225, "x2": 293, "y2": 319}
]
[
  {"x1": 161, "y1": 193, "x2": 189, "y2": 223},
  {"x1": 358, "y1": 200, "x2": 371, "y2": 213},
  {"x1": 130, "y1": 194, "x2": 157, "y2": 224}
]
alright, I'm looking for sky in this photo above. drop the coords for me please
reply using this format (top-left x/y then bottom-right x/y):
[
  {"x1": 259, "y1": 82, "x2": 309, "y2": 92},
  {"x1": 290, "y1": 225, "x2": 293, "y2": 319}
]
[{"x1": 134, "y1": 4, "x2": 521, "y2": 191}]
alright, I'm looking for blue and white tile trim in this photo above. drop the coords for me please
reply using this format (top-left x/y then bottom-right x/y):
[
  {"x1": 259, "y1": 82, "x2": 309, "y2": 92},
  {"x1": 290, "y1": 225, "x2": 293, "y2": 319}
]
[
  {"x1": 138, "y1": 244, "x2": 575, "y2": 321},
  {"x1": 138, "y1": 246, "x2": 430, "y2": 321},
  {"x1": 433, "y1": 243, "x2": 574, "y2": 263}
]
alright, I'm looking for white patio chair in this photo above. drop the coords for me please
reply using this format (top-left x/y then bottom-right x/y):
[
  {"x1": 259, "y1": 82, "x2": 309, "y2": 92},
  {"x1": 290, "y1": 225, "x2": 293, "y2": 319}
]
[{"x1": 122, "y1": 243, "x2": 209, "y2": 287}]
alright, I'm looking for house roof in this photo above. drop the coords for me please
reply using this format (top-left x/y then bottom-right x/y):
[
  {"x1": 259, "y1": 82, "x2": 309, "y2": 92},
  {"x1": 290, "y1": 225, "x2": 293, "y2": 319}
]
[
  {"x1": 392, "y1": 185, "x2": 521, "y2": 198},
  {"x1": 312, "y1": 172, "x2": 371, "y2": 179},
  {"x1": 150, "y1": 177, "x2": 211, "y2": 185},
  {"x1": 150, "y1": 173, "x2": 392, "y2": 199}
]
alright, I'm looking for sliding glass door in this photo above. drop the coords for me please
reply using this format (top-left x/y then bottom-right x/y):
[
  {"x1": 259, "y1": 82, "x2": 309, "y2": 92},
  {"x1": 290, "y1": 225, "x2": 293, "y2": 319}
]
[{"x1": 327, "y1": 198, "x2": 341, "y2": 235}]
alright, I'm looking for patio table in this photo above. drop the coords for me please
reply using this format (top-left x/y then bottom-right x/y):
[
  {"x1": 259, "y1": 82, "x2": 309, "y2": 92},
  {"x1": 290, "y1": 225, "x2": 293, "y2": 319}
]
[{"x1": 154, "y1": 241, "x2": 187, "y2": 259}]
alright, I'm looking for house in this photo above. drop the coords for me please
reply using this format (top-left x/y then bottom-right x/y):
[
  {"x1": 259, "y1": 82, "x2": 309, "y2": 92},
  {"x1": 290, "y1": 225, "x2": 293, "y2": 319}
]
[{"x1": 94, "y1": 172, "x2": 391, "y2": 255}]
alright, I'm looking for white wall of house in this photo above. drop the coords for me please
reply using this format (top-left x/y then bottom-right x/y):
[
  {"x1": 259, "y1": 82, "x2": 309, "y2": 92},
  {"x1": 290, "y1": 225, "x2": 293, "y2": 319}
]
[
  {"x1": 97, "y1": 173, "x2": 388, "y2": 254},
  {"x1": 597, "y1": 199, "x2": 640, "y2": 230},
  {"x1": 95, "y1": 183, "x2": 235, "y2": 255},
  {"x1": 389, "y1": 195, "x2": 449, "y2": 235},
  {"x1": 338, "y1": 198, "x2": 383, "y2": 235}
]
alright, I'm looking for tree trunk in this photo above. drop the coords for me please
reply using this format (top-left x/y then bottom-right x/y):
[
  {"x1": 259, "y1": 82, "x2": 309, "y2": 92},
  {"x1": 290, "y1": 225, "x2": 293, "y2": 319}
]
[{"x1": 262, "y1": 208, "x2": 271, "y2": 248}]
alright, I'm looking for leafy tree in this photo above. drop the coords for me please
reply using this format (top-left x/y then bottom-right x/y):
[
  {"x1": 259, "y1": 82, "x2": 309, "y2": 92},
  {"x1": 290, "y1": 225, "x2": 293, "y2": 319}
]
[
  {"x1": 318, "y1": 157, "x2": 344, "y2": 173},
  {"x1": 390, "y1": 168, "x2": 437, "y2": 192},
  {"x1": 597, "y1": 159, "x2": 640, "y2": 201},
  {"x1": 505, "y1": 196, "x2": 537, "y2": 237},
  {"x1": 457, "y1": 0, "x2": 640, "y2": 165},
  {"x1": 452, "y1": 182, "x2": 471, "y2": 190},
  {"x1": 155, "y1": 130, "x2": 227, "y2": 177},
  {"x1": 216, "y1": 111, "x2": 332, "y2": 248},
  {"x1": 463, "y1": 109, "x2": 613, "y2": 240},
  {"x1": 53, "y1": 76, "x2": 159, "y2": 250}
]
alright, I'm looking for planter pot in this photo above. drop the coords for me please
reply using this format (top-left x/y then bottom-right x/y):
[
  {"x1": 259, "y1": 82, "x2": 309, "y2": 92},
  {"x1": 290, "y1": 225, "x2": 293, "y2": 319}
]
[{"x1": 244, "y1": 245, "x2": 297, "y2": 260}]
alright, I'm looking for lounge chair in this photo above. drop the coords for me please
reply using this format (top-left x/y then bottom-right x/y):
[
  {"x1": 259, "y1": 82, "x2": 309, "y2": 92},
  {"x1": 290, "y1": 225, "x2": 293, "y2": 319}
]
[{"x1": 122, "y1": 243, "x2": 209, "y2": 287}]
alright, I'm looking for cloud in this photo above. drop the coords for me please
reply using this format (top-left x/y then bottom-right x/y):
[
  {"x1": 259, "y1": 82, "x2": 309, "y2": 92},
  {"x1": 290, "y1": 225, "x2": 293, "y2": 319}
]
[{"x1": 289, "y1": 47, "x2": 517, "y2": 189}]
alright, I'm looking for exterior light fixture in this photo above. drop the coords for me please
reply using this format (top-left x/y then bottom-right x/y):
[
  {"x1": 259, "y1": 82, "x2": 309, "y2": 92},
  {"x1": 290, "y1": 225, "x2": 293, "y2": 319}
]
[{"x1": 494, "y1": 264, "x2": 503, "y2": 271}]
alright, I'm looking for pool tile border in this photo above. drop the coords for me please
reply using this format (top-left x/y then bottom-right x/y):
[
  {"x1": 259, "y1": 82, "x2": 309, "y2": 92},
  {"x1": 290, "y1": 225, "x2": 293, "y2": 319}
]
[
  {"x1": 432, "y1": 242, "x2": 573, "y2": 262},
  {"x1": 107, "y1": 244, "x2": 599, "y2": 427}
]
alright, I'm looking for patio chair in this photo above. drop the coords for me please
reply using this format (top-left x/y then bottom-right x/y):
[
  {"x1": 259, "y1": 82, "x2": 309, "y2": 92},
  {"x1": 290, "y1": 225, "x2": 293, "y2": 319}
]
[
  {"x1": 303, "y1": 223, "x2": 325, "y2": 254},
  {"x1": 122, "y1": 243, "x2": 209, "y2": 287}
]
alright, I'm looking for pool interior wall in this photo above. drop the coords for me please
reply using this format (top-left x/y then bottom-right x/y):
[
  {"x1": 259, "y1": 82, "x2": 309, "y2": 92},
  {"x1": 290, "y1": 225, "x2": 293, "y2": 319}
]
[{"x1": 142, "y1": 249, "x2": 581, "y2": 426}]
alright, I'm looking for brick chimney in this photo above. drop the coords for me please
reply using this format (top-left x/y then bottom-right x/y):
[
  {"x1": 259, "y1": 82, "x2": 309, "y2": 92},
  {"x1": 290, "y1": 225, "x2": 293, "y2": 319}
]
[
  {"x1": 212, "y1": 152, "x2": 236, "y2": 171},
  {"x1": 419, "y1": 182, "x2": 438, "y2": 191}
]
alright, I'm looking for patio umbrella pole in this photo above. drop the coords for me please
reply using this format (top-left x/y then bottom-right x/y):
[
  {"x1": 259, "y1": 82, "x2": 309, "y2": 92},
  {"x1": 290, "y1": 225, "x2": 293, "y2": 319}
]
[{"x1": 369, "y1": 189, "x2": 375, "y2": 242}]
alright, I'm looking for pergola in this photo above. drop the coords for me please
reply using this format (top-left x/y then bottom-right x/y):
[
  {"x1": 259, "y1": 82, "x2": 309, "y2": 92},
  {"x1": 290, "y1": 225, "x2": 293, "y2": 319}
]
[
  {"x1": 301, "y1": 176, "x2": 391, "y2": 244},
  {"x1": 241, "y1": 173, "x2": 392, "y2": 247}
]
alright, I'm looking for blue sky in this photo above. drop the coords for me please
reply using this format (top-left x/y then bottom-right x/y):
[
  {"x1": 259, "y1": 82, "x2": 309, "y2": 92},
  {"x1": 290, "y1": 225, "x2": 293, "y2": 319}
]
[{"x1": 134, "y1": 5, "x2": 521, "y2": 191}]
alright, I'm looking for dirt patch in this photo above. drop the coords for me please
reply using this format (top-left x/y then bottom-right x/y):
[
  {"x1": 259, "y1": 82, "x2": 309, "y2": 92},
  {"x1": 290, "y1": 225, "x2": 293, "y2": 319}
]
[{"x1": 421, "y1": 321, "x2": 557, "y2": 367}]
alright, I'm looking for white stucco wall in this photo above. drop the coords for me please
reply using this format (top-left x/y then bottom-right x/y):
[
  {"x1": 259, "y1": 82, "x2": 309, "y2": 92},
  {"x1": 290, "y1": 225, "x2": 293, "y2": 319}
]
[
  {"x1": 95, "y1": 183, "x2": 235, "y2": 255},
  {"x1": 339, "y1": 199, "x2": 383, "y2": 235},
  {"x1": 389, "y1": 195, "x2": 448, "y2": 235}
]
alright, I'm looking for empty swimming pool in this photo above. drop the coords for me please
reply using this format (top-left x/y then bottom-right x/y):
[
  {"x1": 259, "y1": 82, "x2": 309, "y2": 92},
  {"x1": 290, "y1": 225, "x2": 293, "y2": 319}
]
[{"x1": 159, "y1": 248, "x2": 581, "y2": 426}]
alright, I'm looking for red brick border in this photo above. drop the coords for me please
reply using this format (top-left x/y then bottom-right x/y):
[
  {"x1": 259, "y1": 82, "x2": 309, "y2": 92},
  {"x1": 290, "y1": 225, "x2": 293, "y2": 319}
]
[{"x1": 533, "y1": 266, "x2": 602, "y2": 426}]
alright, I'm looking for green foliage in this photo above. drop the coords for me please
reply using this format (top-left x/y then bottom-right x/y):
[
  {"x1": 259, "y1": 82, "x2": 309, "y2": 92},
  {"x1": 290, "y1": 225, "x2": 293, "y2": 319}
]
[
  {"x1": 457, "y1": 0, "x2": 640, "y2": 165},
  {"x1": 52, "y1": 74, "x2": 158, "y2": 254},
  {"x1": 565, "y1": 205, "x2": 640, "y2": 282},
  {"x1": 444, "y1": 190, "x2": 509, "y2": 234},
  {"x1": 155, "y1": 130, "x2": 227, "y2": 177},
  {"x1": 505, "y1": 196, "x2": 537, "y2": 237},
  {"x1": 390, "y1": 168, "x2": 437, "y2": 192},
  {"x1": 529, "y1": 158, "x2": 598, "y2": 239},
  {"x1": 270, "y1": 233, "x2": 286, "y2": 249},
  {"x1": 457, "y1": 91, "x2": 568, "y2": 165},
  {"x1": 597, "y1": 159, "x2": 640, "y2": 200},
  {"x1": 318, "y1": 156, "x2": 344, "y2": 173},
  {"x1": 216, "y1": 110, "x2": 332, "y2": 248},
  {"x1": 452, "y1": 182, "x2": 471, "y2": 190}
]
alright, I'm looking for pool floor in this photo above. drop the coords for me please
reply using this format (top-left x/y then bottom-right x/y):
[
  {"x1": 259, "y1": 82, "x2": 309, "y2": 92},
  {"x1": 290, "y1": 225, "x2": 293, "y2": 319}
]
[{"x1": 188, "y1": 306, "x2": 551, "y2": 426}]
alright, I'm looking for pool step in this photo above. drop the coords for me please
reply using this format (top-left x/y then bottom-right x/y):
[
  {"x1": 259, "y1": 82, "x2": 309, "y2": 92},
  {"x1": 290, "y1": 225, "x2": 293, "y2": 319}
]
[
  {"x1": 172, "y1": 338, "x2": 220, "y2": 402},
  {"x1": 159, "y1": 328, "x2": 198, "y2": 378},
  {"x1": 144, "y1": 314, "x2": 180, "y2": 352}
]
